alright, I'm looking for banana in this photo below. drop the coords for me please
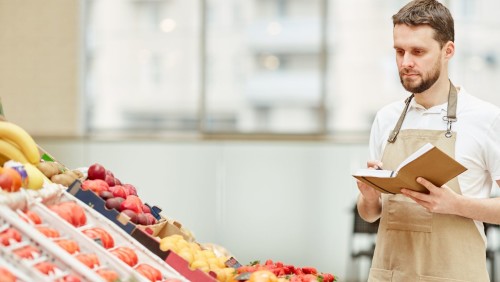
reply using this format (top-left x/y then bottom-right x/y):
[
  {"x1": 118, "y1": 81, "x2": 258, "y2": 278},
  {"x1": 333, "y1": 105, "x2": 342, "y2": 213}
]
[
  {"x1": 0, "y1": 139, "x2": 30, "y2": 163},
  {"x1": 0, "y1": 121, "x2": 40, "y2": 164},
  {"x1": 23, "y1": 163, "x2": 46, "y2": 190}
]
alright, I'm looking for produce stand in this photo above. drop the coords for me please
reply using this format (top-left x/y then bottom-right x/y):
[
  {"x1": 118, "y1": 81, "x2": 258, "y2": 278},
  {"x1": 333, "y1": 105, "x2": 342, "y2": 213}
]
[{"x1": 0, "y1": 108, "x2": 338, "y2": 282}]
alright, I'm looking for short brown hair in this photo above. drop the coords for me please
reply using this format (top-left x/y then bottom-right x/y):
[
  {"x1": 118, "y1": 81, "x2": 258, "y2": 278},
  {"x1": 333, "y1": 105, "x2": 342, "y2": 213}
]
[{"x1": 392, "y1": 0, "x2": 454, "y2": 48}]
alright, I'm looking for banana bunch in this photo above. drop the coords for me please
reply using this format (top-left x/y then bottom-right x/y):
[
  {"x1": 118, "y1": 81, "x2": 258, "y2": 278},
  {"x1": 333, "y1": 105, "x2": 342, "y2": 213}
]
[
  {"x1": 0, "y1": 121, "x2": 44, "y2": 190},
  {"x1": 0, "y1": 121, "x2": 40, "y2": 165}
]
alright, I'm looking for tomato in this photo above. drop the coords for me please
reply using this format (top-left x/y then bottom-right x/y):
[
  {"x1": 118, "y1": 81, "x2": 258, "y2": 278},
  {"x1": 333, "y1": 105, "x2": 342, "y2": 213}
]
[
  {"x1": 135, "y1": 264, "x2": 163, "y2": 281},
  {"x1": 87, "y1": 227, "x2": 114, "y2": 249},
  {"x1": 0, "y1": 267, "x2": 16, "y2": 282},
  {"x1": 36, "y1": 226, "x2": 60, "y2": 238},
  {"x1": 0, "y1": 227, "x2": 22, "y2": 246},
  {"x1": 95, "y1": 268, "x2": 120, "y2": 282},
  {"x1": 23, "y1": 209, "x2": 42, "y2": 224},
  {"x1": 55, "y1": 239, "x2": 80, "y2": 254},
  {"x1": 110, "y1": 247, "x2": 136, "y2": 267},
  {"x1": 75, "y1": 253, "x2": 100, "y2": 269},
  {"x1": 34, "y1": 261, "x2": 57, "y2": 275},
  {"x1": 13, "y1": 245, "x2": 40, "y2": 259}
]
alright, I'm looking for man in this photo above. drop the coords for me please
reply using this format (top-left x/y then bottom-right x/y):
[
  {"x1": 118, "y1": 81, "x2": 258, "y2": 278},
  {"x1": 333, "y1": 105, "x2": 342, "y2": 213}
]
[{"x1": 356, "y1": 0, "x2": 500, "y2": 281}]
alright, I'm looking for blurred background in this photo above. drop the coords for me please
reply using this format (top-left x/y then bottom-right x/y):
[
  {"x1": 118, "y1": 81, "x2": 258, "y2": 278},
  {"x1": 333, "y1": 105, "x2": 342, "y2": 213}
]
[{"x1": 1, "y1": 0, "x2": 500, "y2": 281}]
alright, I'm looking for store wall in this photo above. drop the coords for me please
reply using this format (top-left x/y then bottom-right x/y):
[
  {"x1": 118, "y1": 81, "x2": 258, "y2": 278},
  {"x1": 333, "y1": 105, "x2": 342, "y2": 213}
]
[
  {"x1": 0, "y1": 0, "x2": 81, "y2": 136},
  {"x1": 36, "y1": 138, "x2": 370, "y2": 281}
]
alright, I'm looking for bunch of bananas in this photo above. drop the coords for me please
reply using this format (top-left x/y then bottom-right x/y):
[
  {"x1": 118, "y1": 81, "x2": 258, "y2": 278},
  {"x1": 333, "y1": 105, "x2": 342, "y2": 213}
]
[{"x1": 0, "y1": 121, "x2": 44, "y2": 189}]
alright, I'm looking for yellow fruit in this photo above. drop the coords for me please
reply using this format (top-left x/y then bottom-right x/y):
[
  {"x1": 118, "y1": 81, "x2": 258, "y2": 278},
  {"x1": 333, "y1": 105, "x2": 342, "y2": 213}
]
[
  {"x1": 190, "y1": 260, "x2": 209, "y2": 271},
  {"x1": 159, "y1": 241, "x2": 178, "y2": 253},
  {"x1": 0, "y1": 139, "x2": 29, "y2": 163},
  {"x1": 23, "y1": 163, "x2": 45, "y2": 189},
  {"x1": 178, "y1": 250, "x2": 194, "y2": 265},
  {"x1": 0, "y1": 122, "x2": 40, "y2": 164},
  {"x1": 248, "y1": 270, "x2": 278, "y2": 282}
]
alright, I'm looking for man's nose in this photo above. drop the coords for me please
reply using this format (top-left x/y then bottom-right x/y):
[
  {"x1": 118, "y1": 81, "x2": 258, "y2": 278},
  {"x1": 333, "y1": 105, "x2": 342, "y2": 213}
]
[{"x1": 401, "y1": 54, "x2": 415, "y2": 68}]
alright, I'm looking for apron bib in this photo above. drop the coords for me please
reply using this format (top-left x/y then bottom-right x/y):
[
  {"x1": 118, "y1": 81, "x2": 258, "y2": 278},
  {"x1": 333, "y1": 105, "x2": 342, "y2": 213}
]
[{"x1": 368, "y1": 82, "x2": 489, "y2": 282}]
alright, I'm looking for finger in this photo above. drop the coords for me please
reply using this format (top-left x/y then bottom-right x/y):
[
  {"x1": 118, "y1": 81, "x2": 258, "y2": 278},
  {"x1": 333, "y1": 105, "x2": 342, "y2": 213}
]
[
  {"x1": 367, "y1": 160, "x2": 383, "y2": 169},
  {"x1": 416, "y1": 177, "x2": 439, "y2": 192},
  {"x1": 401, "y1": 188, "x2": 431, "y2": 202}
]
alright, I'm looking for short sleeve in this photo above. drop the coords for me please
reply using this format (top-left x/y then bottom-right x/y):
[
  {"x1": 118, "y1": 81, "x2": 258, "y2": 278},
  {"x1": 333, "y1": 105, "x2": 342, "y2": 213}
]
[
  {"x1": 484, "y1": 113, "x2": 500, "y2": 181},
  {"x1": 369, "y1": 112, "x2": 383, "y2": 161}
]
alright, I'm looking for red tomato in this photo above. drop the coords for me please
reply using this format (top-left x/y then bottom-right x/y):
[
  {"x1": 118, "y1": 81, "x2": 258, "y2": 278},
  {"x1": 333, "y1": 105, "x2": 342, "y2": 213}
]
[
  {"x1": 75, "y1": 253, "x2": 100, "y2": 269},
  {"x1": 82, "y1": 227, "x2": 114, "y2": 249},
  {"x1": 13, "y1": 245, "x2": 40, "y2": 259},
  {"x1": 0, "y1": 267, "x2": 16, "y2": 282},
  {"x1": 135, "y1": 263, "x2": 163, "y2": 281},
  {"x1": 95, "y1": 268, "x2": 120, "y2": 282},
  {"x1": 22, "y1": 209, "x2": 42, "y2": 224},
  {"x1": 55, "y1": 239, "x2": 80, "y2": 254},
  {"x1": 0, "y1": 228, "x2": 22, "y2": 246},
  {"x1": 34, "y1": 261, "x2": 57, "y2": 275},
  {"x1": 36, "y1": 226, "x2": 60, "y2": 238}
]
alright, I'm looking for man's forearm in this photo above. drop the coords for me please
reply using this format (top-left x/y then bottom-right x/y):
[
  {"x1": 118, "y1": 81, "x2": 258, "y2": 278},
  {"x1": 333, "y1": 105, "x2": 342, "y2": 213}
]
[
  {"x1": 357, "y1": 195, "x2": 382, "y2": 223},
  {"x1": 455, "y1": 196, "x2": 500, "y2": 225}
]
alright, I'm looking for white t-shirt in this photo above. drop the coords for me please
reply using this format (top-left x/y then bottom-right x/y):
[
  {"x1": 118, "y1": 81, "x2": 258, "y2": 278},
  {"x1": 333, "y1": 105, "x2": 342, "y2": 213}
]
[{"x1": 369, "y1": 86, "x2": 500, "y2": 241}]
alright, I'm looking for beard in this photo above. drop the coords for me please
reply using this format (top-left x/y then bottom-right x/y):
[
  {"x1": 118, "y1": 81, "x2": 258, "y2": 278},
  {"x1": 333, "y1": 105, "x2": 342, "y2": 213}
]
[{"x1": 399, "y1": 58, "x2": 441, "y2": 94}]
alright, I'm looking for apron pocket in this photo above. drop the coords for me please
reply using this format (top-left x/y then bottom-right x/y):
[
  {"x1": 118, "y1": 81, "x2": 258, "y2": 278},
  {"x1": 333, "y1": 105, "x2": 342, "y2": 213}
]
[
  {"x1": 387, "y1": 196, "x2": 432, "y2": 232},
  {"x1": 419, "y1": 275, "x2": 470, "y2": 282},
  {"x1": 368, "y1": 268, "x2": 393, "y2": 282}
]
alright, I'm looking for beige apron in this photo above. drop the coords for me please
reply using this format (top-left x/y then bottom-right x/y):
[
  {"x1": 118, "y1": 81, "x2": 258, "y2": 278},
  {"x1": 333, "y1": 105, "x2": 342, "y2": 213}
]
[{"x1": 368, "y1": 82, "x2": 489, "y2": 282}]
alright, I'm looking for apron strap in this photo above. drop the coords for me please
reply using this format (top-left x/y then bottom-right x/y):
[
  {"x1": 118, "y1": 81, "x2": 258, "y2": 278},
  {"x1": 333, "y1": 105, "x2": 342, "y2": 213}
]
[{"x1": 387, "y1": 80, "x2": 458, "y2": 143}]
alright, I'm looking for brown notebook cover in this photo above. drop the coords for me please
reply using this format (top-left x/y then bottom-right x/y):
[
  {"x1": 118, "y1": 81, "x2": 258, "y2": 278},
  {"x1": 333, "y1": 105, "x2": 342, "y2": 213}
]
[{"x1": 353, "y1": 143, "x2": 467, "y2": 194}]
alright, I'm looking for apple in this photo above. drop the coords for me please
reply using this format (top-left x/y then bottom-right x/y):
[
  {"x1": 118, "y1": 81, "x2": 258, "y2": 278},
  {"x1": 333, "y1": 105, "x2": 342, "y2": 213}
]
[
  {"x1": 87, "y1": 163, "x2": 106, "y2": 180},
  {"x1": 144, "y1": 213, "x2": 157, "y2": 225},
  {"x1": 82, "y1": 179, "x2": 109, "y2": 194},
  {"x1": 104, "y1": 174, "x2": 116, "y2": 187},
  {"x1": 123, "y1": 183, "x2": 137, "y2": 196},
  {"x1": 109, "y1": 185, "x2": 128, "y2": 199},
  {"x1": 105, "y1": 197, "x2": 124, "y2": 210},
  {"x1": 99, "y1": 190, "x2": 114, "y2": 200},
  {"x1": 120, "y1": 195, "x2": 143, "y2": 214},
  {"x1": 142, "y1": 204, "x2": 151, "y2": 214},
  {"x1": 121, "y1": 209, "x2": 139, "y2": 224}
]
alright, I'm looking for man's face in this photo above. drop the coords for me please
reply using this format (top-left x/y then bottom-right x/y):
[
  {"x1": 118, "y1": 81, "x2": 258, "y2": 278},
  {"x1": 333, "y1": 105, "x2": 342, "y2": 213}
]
[{"x1": 393, "y1": 24, "x2": 444, "y2": 94}]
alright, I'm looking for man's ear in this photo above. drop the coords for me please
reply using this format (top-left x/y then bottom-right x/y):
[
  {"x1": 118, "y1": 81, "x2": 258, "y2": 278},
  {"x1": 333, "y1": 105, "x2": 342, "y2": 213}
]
[{"x1": 444, "y1": 41, "x2": 455, "y2": 59}]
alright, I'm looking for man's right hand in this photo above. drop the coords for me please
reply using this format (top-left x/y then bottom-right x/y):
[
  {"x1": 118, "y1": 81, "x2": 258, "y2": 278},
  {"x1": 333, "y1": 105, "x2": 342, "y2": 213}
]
[{"x1": 356, "y1": 160, "x2": 383, "y2": 222}]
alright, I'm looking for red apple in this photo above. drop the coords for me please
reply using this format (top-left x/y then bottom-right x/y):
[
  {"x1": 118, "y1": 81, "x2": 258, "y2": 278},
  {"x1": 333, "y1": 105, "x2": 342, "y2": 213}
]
[
  {"x1": 104, "y1": 174, "x2": 116, "y2": 187},
  {"x1": 142, "y1": 204, "x2": 151, "y2": 213},
  {"x1": 120, "y1": 195, "x2": 143, "y2": 214},
  {"x1": 105, "y1": 197, "x2": 125, "y2": 210},
  {"x1": 82, "y1": 179, "x2": 109, "y2": 194},
  {"x1": 87, "y1": 163, "x2": 106, "y2": 180},
  {"x1": 144, "y1": 213, "x2": 157, "y2": 225},
  {"x1": 109, "y1": 185, "x2": 128, "y2": 199},
  {"x1": 99, "y1": 190, "x2": 114, "y2": 200},
  {"x1": 123, "y1": 184, "x2": 137, "y2": 196},
  {"x1": 121, "y1": 209, "x2": 139, "y2": 224}
]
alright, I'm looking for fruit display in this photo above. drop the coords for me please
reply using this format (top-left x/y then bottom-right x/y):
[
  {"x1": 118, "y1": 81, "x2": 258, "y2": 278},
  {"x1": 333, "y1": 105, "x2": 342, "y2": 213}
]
[{"x1": 0, "y1": 119, "x2": 339, "y2": 282}]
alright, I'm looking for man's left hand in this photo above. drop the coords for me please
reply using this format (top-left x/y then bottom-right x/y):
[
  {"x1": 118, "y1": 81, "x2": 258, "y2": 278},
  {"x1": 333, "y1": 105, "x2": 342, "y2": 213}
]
[{"x1": 400, "y1": 177, "x2": 461, "y2": 215}]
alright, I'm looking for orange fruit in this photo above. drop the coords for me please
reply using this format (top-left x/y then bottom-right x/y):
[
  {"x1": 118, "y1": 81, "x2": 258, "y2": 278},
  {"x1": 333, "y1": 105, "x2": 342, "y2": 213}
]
[{"x1": 1, "y1": 167, "x2": 22, "y2": 192}]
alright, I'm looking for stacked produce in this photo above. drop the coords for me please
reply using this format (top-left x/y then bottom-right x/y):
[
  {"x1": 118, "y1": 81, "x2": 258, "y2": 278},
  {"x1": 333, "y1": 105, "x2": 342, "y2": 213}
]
[{"x1": 0, "y1": 119, "x2": 339, "y2": 282}]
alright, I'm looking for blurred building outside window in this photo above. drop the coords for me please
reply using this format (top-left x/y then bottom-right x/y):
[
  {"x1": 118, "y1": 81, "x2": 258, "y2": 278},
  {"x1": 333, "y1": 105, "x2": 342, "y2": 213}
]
[{"x1": 84, "y1": 0, "x2": 500, "y2": 139}]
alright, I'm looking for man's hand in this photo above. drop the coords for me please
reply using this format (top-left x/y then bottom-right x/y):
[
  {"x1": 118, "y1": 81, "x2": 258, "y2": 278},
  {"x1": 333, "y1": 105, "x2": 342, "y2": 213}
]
[
  {"x1": 356, "y1": 161, "x2": 383, "y2": 222},
  {"x1": 400, "y1": 177, "x2": 460, "y2": 214}
]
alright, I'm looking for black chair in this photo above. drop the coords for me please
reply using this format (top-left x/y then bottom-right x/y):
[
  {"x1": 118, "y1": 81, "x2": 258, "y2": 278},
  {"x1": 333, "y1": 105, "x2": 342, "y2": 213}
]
[
  {"x1": 347, "y1": 205, "x2": 380, "y2": 281},
  {"x1": 485, "y1": 223, "x2": 499, "y2": 282}
]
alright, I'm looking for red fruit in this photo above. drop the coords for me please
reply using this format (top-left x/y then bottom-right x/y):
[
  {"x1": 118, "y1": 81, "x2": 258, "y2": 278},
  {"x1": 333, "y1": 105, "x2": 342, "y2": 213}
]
[
  {"x1": 13, "y1": 245, "x2": 40, "y2": 259},
  {"x1": 120, "y1": 195, "x2": 143, "y2": 214},
  {"x1": 109, "y1": 185, "x2": 128, "y2": 199},
  {"x1": 0, "y1": 267, "x2": 16, "y2": 282},
  {"x1": 87, "y1": 163, "x2": 106, "y2": 180},
  {"x1": 34, "y1": 261, "x2": 57, "y2": 275},
  {"x1": 105, "y1": 170, "x2": 114, "y2": 177},
  {"x1": 143, "y1": 213, "x2": 157, "y2": 225},
  {"x1": 121, "y1": 209, "x2": 139, "y2": 224},
  {"x1": 104, "y1": 174, "x2": 116, "y2": 187},
  {"x1": 36, "y1": 226, "x2": 60, "y2": 238},
  {"x1": 82, "y1": 179, "x2": 109, "y2": 194},
  {"x1": 123, "y1": 183, "x2": 138, "y2": 196},
  {"x1": 99, "y1": 190, "x2": 114, "y2": 200},
  {"x1": 75, "y1": 253, "x2": 100, "y2": 269},
  {"x1": 22, "y1": 210, "x2": 42, "y2": 224},
  {"x1": 105, "y1": 197, "x2": 125, "y2": 210},
  {"x1": 59, "y1": 274, "x2": 82, "y2": 282},
  {"x1": 111, "y1": 247, "x2": 138, "y2": 266},
  {"x1": 0, "y1": 228, "x2": 22, "y2": 246},
  {"x1": 135, "y1": 264, "x2": 162, "y2": 281},
  {"x1": 55, "y1": 239, "x2": 80, "y2": 254},
  {"x1": 96, "y1": 269, "x2": 119, "y2": 282},
  {"x1": 0, "y1": 173, "x2": 13, "y2": 192},
  {"x1": 142, "y1": 204, "x2": 151, "y2": 213},
  {"x1": 82, "y1": 228, "x2": 114, "y2": 249},
  {"x1": 55, "y1": 202, "x2": 87, "y2": 227},
  {"x1": 114, "y1": 178, "x2": 122, "y2": 185}
]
